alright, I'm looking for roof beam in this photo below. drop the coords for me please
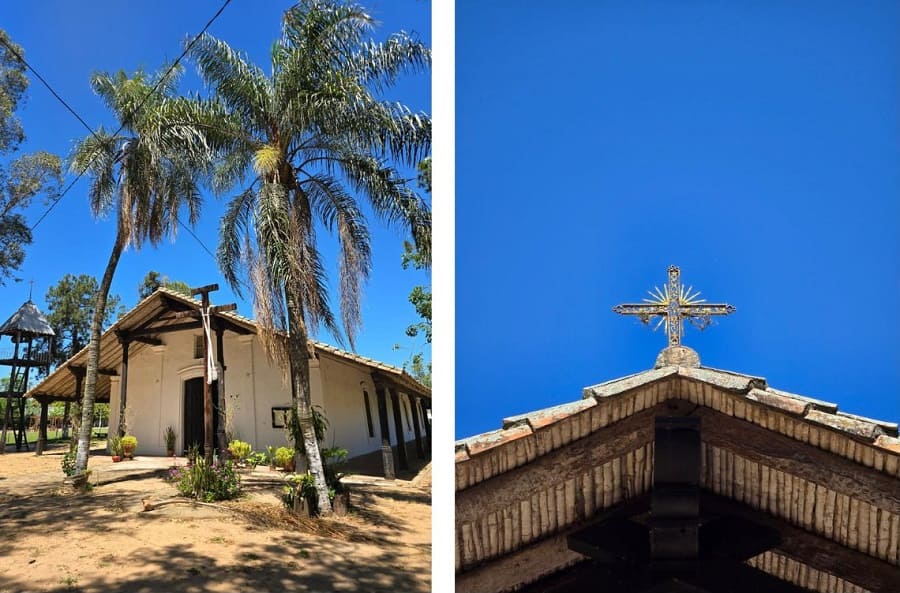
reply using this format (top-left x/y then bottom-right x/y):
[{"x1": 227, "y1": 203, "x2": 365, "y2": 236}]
[
  {"x1": 127, "y1": 321, "x2": 202, "y2": 337},
  {"x1": 698, "y1": 407, "x2": 900, "y2": 515},
  {"x1": 701, "y1": 492, "x2": 900, "y2": 593},
  {"x1": 66, "y1": 364, "x2": 117, "y2": 376}
]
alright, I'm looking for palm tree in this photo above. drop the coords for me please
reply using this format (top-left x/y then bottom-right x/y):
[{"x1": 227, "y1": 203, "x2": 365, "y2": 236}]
[
  {"x1": 70, "y1": 66, "x2": 214, "y2": 475},
  {"x1": 189, "y1": 0, "x2": 431, "y2": 514}
]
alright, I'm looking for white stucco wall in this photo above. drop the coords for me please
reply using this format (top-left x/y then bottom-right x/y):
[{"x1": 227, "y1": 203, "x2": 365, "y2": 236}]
[{"x1": 107, "y1": 329, "x2": 427, "y2": 460}]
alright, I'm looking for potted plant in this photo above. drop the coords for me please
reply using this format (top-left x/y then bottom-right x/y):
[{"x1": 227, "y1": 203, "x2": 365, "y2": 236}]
[
  {"x1": 227, "y1": 439, "x2": 252, "y2": 467},
  {"x1": 163, "y1": 426, "x2": 177, "y2": 457},
  {"x1": 108, "y1": 434, "x2": 123, "y2": 462},
  {"x1": 121, "y1": 435, "x2": 138, "y2": 459}
]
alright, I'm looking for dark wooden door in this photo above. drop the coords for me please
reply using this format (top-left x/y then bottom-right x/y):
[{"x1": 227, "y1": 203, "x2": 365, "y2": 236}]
[
  {"x1": 183, "y1": 378, "x2": 219, "y2": 455},
  {"x1": 183, "y1": 377, "x2": 204, "y2": 454}
]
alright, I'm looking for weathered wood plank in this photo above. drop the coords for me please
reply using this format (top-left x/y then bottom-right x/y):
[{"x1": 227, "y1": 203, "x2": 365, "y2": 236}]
[
  {"x1": 699, "y1": 408, "x2": 900, "y2": 516},
  {"x1": 457, "y1": 406, "x2": 657, "y2": 525},
  {"x1": 456, "y1": 534, "x2": 583, "y2": 593},
  {"x1": 702, "y1": 493, "x2": 900, "y2": 593}
]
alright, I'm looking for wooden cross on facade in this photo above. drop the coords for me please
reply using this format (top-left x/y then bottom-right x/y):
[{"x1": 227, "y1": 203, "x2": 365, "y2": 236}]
[{"x1": 613, "y1": 265, "x2": 735, "y2": 346}]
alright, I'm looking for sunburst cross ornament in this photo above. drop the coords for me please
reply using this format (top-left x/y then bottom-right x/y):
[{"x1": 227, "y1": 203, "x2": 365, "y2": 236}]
[{"x1": 613, "y1": 265, "x2": 735, "y2": 347}]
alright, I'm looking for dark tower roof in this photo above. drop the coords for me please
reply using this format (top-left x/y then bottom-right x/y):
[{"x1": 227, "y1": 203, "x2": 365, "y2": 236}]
[{"x1": 0, "y1": 300, "x2": 55, "y2": 338}]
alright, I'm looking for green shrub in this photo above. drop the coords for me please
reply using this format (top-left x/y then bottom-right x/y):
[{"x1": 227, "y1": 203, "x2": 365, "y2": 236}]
[
  {"x1": 322, "y1": 447, "x2": 349, "y2": 493},
  {"x1": 175, "y1": 456, "x2": 241, "y2": 502},
  {"x1": 121, "y1": 435, "x2": 138, "y2": 456},
  {"x1": 246, "y1": 452, "x2": 267, "y2": 467},
  {"x1": 227, "y1": 439, "x2": 252, "y2": 462},
  {"x1": 274, "y1": 446, "x2": 294, "y2": 469},
  {"x1": 282, "y1": 472, "x2": 317, "y2": 511},
  {"x1": 61, "y1": 443, "x2": 77, "y2": 476},
  {"x1": 163, "y1": 426, "x2": 177, "y2": 450},
  {"x1": 108, "y1": 434, "x2": 123, "y2": 457}
]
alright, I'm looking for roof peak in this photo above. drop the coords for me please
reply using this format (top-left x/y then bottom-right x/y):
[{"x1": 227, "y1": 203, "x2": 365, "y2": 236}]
[{"x1": 654, "y1": 345, "x2": 700, "y2": 369}]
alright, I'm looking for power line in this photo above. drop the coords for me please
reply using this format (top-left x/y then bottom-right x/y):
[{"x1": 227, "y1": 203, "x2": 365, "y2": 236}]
[{"x1": 25, "y1": 0, "x2": 233, "y2": 232}]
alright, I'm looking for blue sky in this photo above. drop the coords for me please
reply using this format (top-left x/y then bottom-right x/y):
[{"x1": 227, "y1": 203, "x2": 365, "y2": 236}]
[
  {"x1": 2, "y1": 0, "x2": 430, "y2": 368},
  {"x1": 456, "y1": 1, "x2": 900, "y2": 438}
]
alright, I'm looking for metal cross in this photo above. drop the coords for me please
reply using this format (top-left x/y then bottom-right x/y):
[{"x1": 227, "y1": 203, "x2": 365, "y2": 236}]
[{"x1": 613, "y1": 265, "x2": 735, "y2": 347}]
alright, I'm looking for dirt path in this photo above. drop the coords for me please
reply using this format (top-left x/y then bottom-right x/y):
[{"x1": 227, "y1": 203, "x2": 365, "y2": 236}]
[{"x1": 0, "y1": 447, "x2": 431, "y2": 592}]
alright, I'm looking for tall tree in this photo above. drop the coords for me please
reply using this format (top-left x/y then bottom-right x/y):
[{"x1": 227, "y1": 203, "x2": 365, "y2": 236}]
[
  {"x1": 0, "y1": 30, "x2": 63, "y2": 282},
  {"x1": 397, "y1": 157, "x2": 431, "y2": 386},
  {"x1": 137, "y1": 270, "x2": 191, "y2": 299},
  {"x1": 189, "y1": 0, "x2": 431, "y2": 514},
  {"x1": 43, "y1": 274, "x2": 122, "y2": 437},
  {"x1": 68, "y1": 66, "x2": 214, "y2": 476}
]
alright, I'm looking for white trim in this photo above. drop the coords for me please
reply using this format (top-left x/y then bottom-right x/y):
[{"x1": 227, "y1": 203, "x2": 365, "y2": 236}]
[{"x1": 177, "y1": 364, "x2": 205, "y2": 379}]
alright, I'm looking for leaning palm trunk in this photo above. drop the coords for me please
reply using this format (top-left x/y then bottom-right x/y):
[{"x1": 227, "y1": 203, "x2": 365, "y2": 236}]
[
  {"x1": 286, "y1": 288, "x2": 332, "y2": 515},
  {"x1": 74, "y1": 231, "x2": 124, "y2": 474}
]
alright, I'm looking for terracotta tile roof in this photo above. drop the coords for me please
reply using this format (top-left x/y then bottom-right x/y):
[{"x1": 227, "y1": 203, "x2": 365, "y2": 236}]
[
  {"x1": 456, "y1": 362, "x2": 900, "y2": 592},
  {"x1": 26, "y1": 286, "x2": 430, "y2": 401},
  {"x1": 457, "y1": 364, "x2": 899, "y2": 469}
]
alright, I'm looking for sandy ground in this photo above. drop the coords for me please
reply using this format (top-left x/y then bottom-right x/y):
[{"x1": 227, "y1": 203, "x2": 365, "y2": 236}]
[{"x1": 0, "y1": 445, "x2": 431, "y2": 593}]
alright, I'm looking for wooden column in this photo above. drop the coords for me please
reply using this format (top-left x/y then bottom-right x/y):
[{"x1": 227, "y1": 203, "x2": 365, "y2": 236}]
[
  {"x1": 409, "y1": 395, "x2": 425, "y2": 459},
  {"x1": 0, "y1": 332, "x2": 21, "y2": 454},
  {"x1": 35, "y1": 398, "x2": 49, "y2": 455},
  {"x1": 390, "y1": 388, "x2": 409, "y2": 471},
  {"x1": 116, "y1": 336, "x2": 130, "y2": 437},
  {"x1": 215, "y1": 322, "x2": 227, "y2": 457},
  {"x1": 421, "y1": 397, "x2": 432, "y2": 450},
  {"x1": 374, "y1": 382, "x2": 395, "y2": 480}
]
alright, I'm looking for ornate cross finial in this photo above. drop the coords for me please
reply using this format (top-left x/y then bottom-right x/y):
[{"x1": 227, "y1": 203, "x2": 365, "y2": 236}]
[{"x1": 613, "y1": 265, "x2": 735, "y2": 347}]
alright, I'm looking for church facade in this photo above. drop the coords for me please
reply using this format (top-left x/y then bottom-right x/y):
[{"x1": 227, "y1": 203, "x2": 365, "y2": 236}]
[{"x1": 27, "y1": 287, "x2": 431, "y2": 477}]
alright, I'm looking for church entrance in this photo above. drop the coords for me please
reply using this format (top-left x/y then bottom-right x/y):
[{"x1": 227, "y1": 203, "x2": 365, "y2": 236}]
[{"x1": 183, "y1": 377, "x2": 218, "y2": 455}]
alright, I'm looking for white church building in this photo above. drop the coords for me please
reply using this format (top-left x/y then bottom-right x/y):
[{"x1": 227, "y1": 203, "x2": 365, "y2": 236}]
[{"x1": 26, "y1": 287, "x2": 430, "y2": 478}]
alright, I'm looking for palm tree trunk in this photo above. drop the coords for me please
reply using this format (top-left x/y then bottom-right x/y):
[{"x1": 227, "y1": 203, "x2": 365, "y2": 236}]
[
  {"x1": 74, "y1": 232, "x2": 125, "y2": 475},
  {"x1": 285, "y1": 286, "x2": 333, "y2": 516}
]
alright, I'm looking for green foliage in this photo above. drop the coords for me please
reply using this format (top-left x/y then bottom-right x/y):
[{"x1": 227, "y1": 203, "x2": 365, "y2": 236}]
[
  {"x1": 137, "y1": 271, "x2": 192, "y2": 299},
  {"x1": 321, "y1": 446, "x2": 349, "y2": 494},
  {"x1": 43, "y1": 274, "x2": 123, "y2": 371},
  {"x1": 285, "y1": 405, "x2": 328, "y2": 454},
  {"x1": 274, "y1": 446, "x2": 294, "y2": 469},
  {"x1": 417, "y1": 157, "x2": 432, "y2": 194},
  {"x1": 174, "y1": 457, "x2": 241, "y2": 502},
  {"x1": 61, "y1": 443, "x2": 77, "y2": 476},
  {"x1": 246, "y1": 451, "x2": 267, "y2": 467},
  {"x1": 0, "y1": 30, "x2": 63, "y2": 284},
  {"x1": 282, "y1": 472, "x2": 317, "y2": 510},
  {"x1": 396, "y1": 156, "x2": 431, "y2": 386},
  {"x1": 120, "y1": 435, "x2": 137, "y2": 456},
  {"x1": 227, "y1": 439, "x2": 252, "y2": 462},
  {"x1": 108, "y1": 434, "x2": 123, "y2": 457},
  {"x1": 163, "y1": 425, "x2": 177, "y2": 450}
]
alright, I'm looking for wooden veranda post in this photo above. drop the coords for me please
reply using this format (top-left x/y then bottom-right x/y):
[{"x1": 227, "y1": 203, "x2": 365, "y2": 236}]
[
  {"x1": 186, "y1": 284, "x2": 237, "y2": 463},
  {"x1": 373, "y1": 380, "x2": 395, "y2": 480},
  {"x1": 192, "y1": 284, "x2": 217, "y2": 463},
  {"x1": 390, "y1": 388, "x2": 409, "y2": 471},
  {"x1": 116, "y1": 334, "x2": 130, "y2": 437},
  {"x1": 36, "y1": 397, "x2": 49, "y2": 455},
  {"x1": 215, "y1": 321, "x2": 227, "y2": 457},
  {"x1": 409, "y1": 395, "x2": 425, "y2": 459}
]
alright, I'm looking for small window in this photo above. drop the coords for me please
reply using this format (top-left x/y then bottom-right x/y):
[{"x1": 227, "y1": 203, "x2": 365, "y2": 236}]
[
  {"x1": 193, "y1": 335, "x2": 204, "y2": 359},
  {"x1": 271, "y1": 407, "x2": 290, "y2": 428},
  {"x1": 362, "y1": 391, "x2": 375, "y2": 438}
]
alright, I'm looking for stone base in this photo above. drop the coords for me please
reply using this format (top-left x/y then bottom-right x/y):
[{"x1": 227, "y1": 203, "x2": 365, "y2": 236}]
[{"x1": 655, "y1": 345, "x2": 701, "y2": 369}]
